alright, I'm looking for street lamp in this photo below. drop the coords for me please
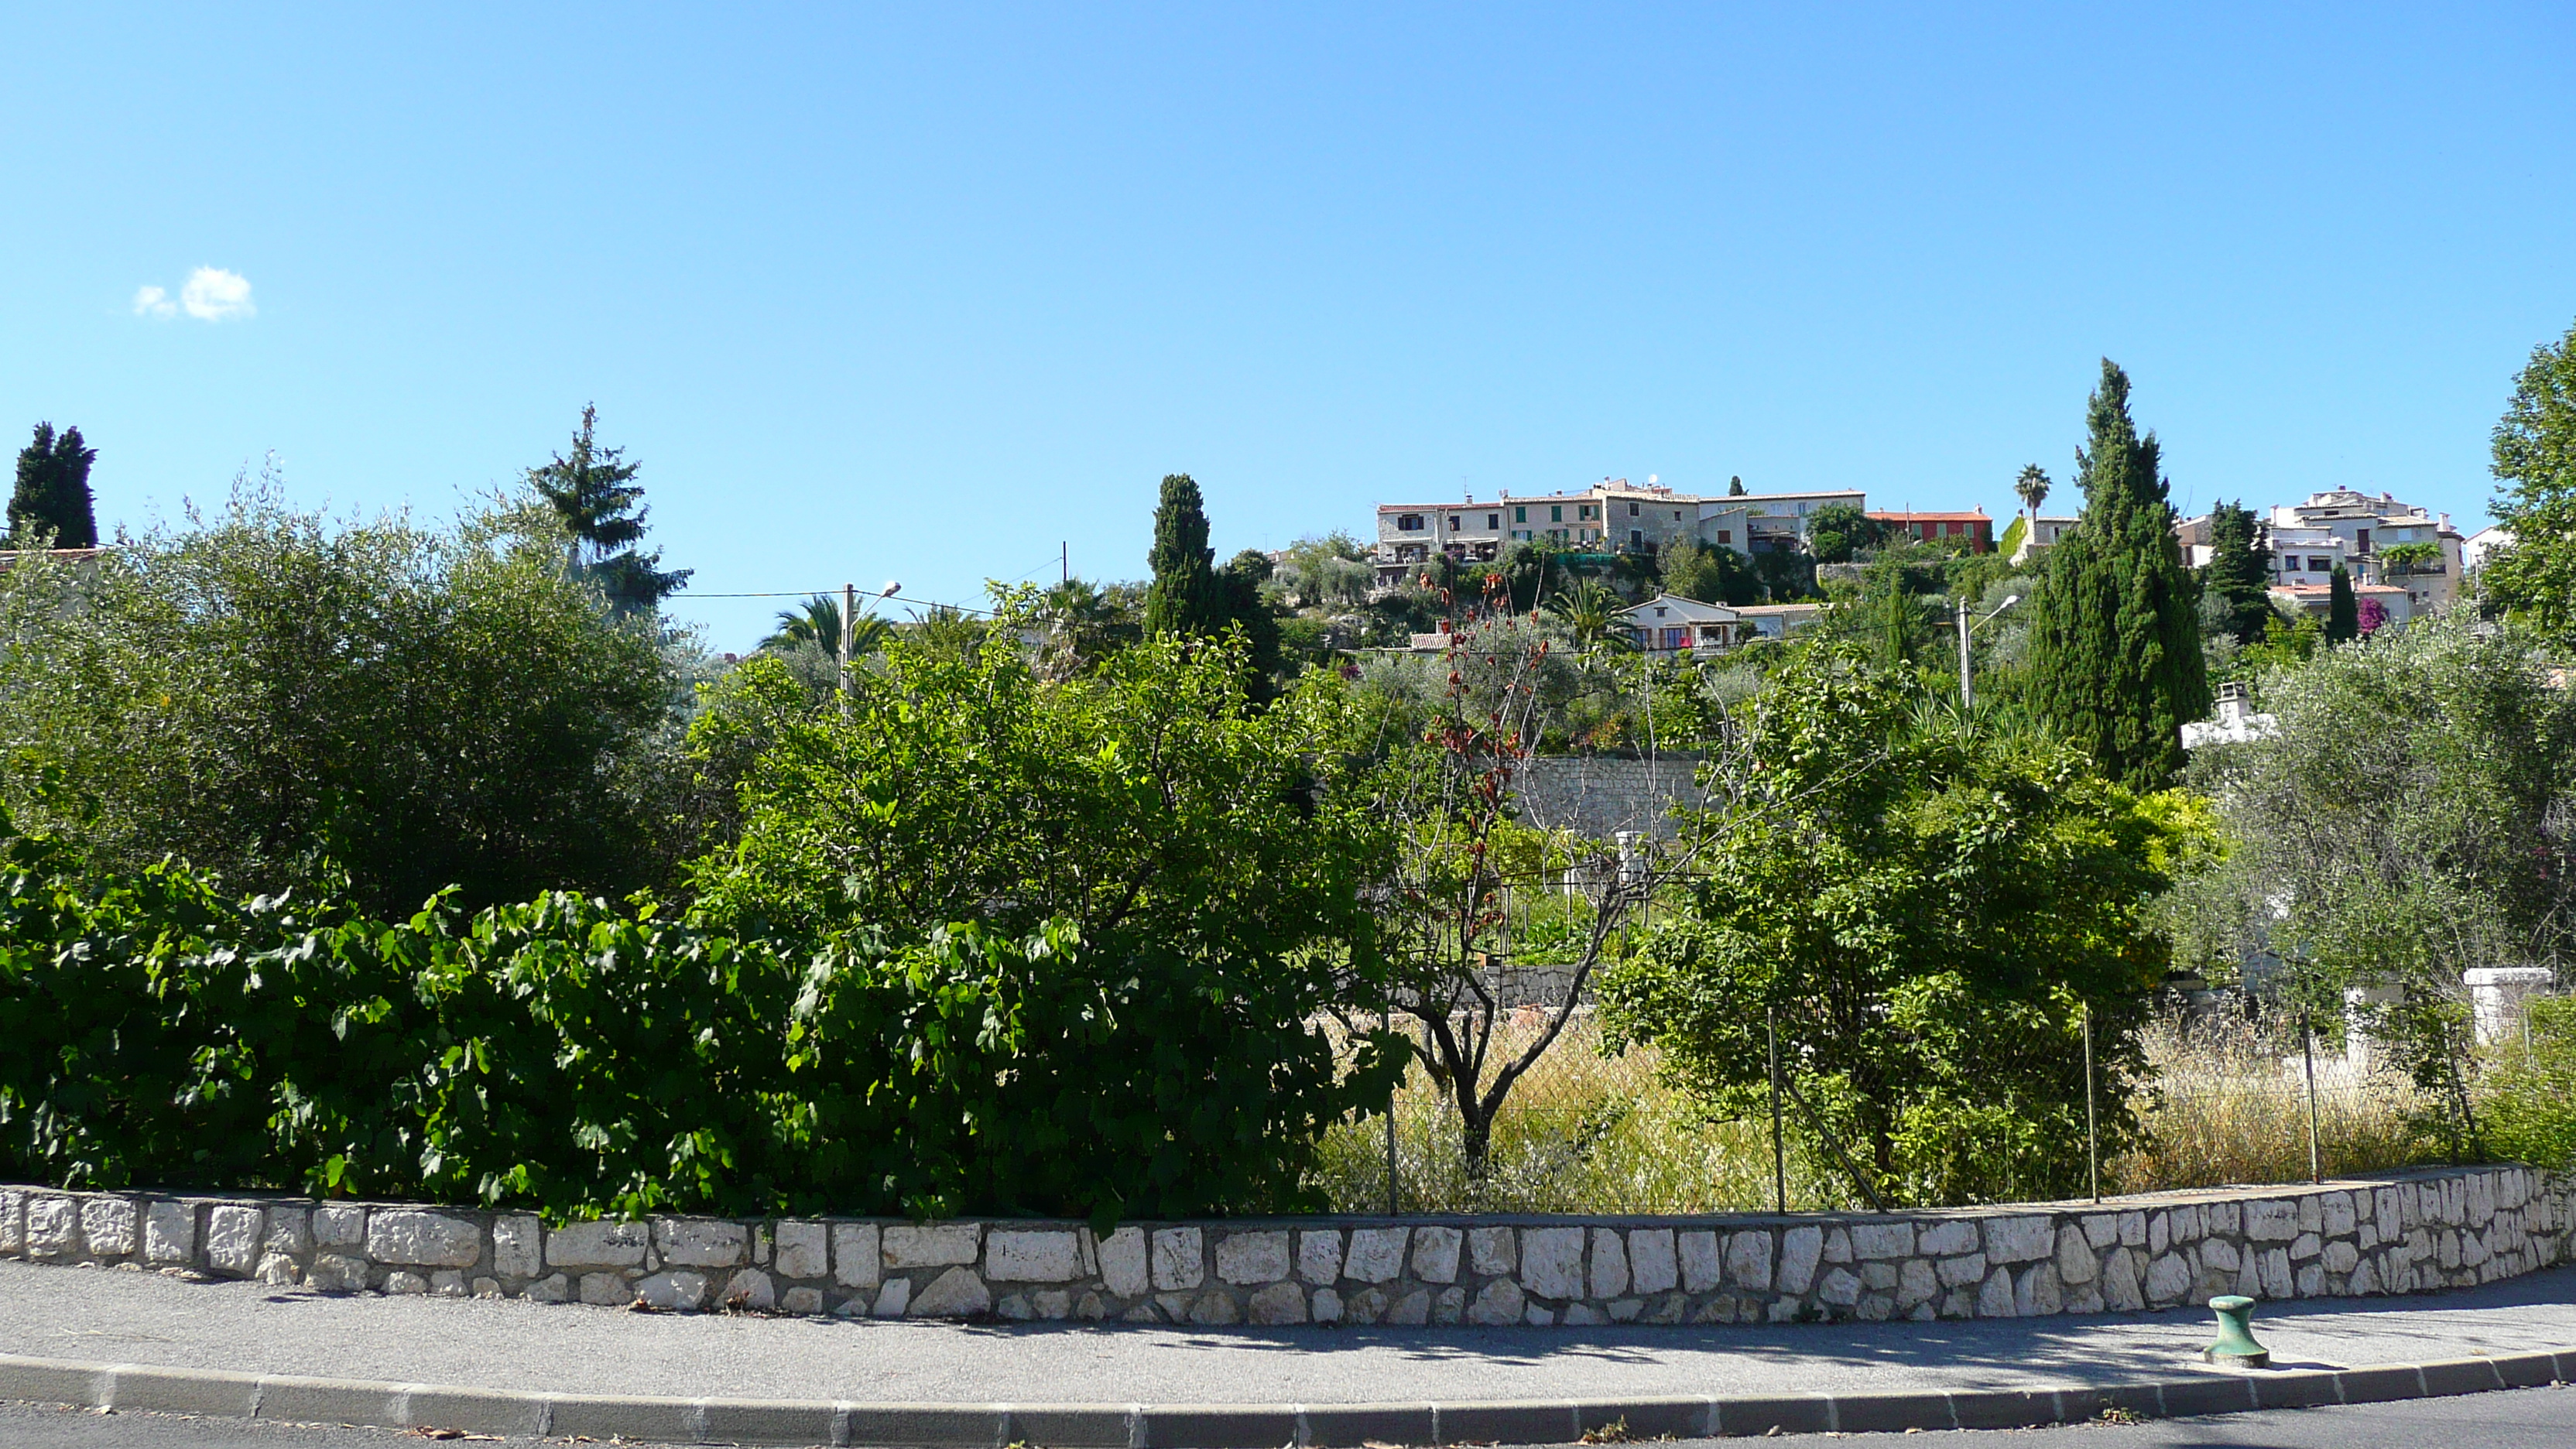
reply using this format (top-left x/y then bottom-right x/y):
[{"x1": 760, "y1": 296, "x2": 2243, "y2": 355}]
[{"x1": 1955, "y1": 594, "x2": 2020, "y2": 711}]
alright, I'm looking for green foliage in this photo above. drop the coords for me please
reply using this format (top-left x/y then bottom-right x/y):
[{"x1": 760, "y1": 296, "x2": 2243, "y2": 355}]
[
  {"x1": 1142, "y1": 473, "x2": 1228, "y2": 637},
  {"x1": 1998, "y1": 514, "x2": 2028, "y2": 558},
  {"x1": 2201, "y1": 501, "x2": 2274, "y2": 646},
  {"x1": 8, "y1": 422, "x2": 98, "y2": 549},
  {"x1": 2480, "y1": 997, "x2": 2576, "y2": 1170},
  {"x1": 528, "y1": 406, "x2": 690, "y2": 615},
  {"x1": 0, "y1": 820, "x2": 1396, "y2": 1220},
  {"x1": 1275, "y1": 532, "x2": 1375, "y2": 609},
  {"x1": 690, "y1": 632, "x2": 1388, "y2": 976},
  {"x1": 1806, "y1": 504, "x2": 1884, "y2": 564},
  {"x1": 0, "y1": 485, "x2": 682, "y2": 917},
  {"x1": 2326, "y1": 564, "x2": 2360, "y2": 643},
  {"x1": 2484, "y1": 317, "x2": 2576, "y2": 646},
  {"x1": 1598, "y1": 646, "x2": 2201, "y2": 1207},
  {"x1": 2164, "y1": 613, "x2": 2576, "y2": 1158},
  {"x1": 1657, "y1": 540, "x2": 1759, "y2": 605},
  {"x1": 2025, "y1": 359, "x2": 2210, "y2": 790}
]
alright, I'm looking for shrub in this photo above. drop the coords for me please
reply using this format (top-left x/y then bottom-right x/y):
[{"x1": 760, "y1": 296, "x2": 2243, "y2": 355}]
[{"x1": 0, "y1": 817, "x2": 1402, "y2": 1223}]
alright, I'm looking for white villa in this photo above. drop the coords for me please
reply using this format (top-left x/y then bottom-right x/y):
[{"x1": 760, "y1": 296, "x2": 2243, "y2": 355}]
[
  {"x1": 1372, "y1": 479, "x2": 1865, "y2": 587},
  {"x1": 1617, "y1": 593, "x2": 1821, "y2": 656}
]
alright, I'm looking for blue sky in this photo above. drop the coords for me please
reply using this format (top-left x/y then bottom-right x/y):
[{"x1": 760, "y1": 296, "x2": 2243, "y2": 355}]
[{"x1": 5, "y1": 4, "x2": 2571, "y2": 649}]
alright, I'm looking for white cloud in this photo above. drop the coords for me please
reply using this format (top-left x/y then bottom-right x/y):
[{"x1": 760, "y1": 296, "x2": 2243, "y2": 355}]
[
  {"x1": 132, "y1": 285, "x2": 176, "y2": 319},
  {"x1": 180, "y1": 267, "x2": 255, "y2": 321}
]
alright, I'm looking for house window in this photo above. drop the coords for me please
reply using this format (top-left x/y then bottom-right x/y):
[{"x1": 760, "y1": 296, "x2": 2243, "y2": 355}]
[
  {"x1": 2310, "y1": 557, "x2": 2332, "y2": 571},
  {"x1": 1396, "y1": 514, "x2": 1423, "y2": 532},
  {"x1": 1447, "y1": 516, "x2": 1461, "y2": 531},
  {"x1": 1714, "y1": 529, "x2": 1732, "y2": 543},
  {"x1": 1515, "y1": 505, "x2": 1527, "y2": 523},
  {"x1": 1632, "y1": 529, "x2": 1645, "y2": 548},
  {"x1": 1581, "y1": 505, "x2": 1598, "y2": 519},
  {"x1": 1674, "y1": 509, "x2": 1684, "y2": 519},
  {"x1": 1488, "y1": 513, "x2": 1500, "y2": 529},
  {"x1": 1629, "y1": 501, "x2": 1640, "y2": 516},
  {"x1": 1660, "y1": 627, "x2": 1688, "y2": 651},
  {"x1": 1550, "y1": 505, "x2": 1563, "y2": 522}
]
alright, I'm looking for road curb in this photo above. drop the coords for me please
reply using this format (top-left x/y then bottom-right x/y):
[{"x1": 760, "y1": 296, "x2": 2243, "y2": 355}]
[{"x1": 2, "y1": 1348, "x2": 2571, "y2": 1444}]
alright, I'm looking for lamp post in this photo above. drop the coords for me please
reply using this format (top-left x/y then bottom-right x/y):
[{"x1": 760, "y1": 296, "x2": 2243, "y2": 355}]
[{"x1": 1954, "y1": 594, "x2": 2020, "y2": 711}]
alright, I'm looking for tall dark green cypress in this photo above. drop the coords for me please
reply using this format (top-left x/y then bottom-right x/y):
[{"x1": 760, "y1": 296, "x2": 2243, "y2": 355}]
[
  {"x1": 2201, "y1": 500, "x2": 2273, "y2": 645},
  {"x1": 2325, "y1": 565, "x2": 2360, "y2": 643},
  {"x1": 2025, "y1": 361, "x2": 2210, "y2": 790},
  {"x1": 9, "y1": 423, "x2": 100, "y2": 549},
  {"x1": 1142, "y1": 473, "x2": 1228, "y2": 637}
]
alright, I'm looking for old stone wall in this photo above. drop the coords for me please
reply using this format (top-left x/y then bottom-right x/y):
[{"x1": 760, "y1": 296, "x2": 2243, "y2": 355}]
[
  {"x1": 1, "y1": 1166, "x2": 2564, "y2": 1328},
  {"x1": 1512, "y1": 755, "x2": 1705, "y2": 841}
]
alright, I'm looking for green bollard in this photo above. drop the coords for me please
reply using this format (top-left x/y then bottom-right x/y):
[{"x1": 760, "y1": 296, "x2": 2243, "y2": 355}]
[{"x1": 2203, "y1": 1294, "x2": 2270, "y2": 1368}]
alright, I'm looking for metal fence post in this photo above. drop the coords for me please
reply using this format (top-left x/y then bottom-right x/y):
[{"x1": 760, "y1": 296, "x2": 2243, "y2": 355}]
[
  {"x1": 2300, "y1": 1005, "x2": 2324, "y2": 1185},
  {"x1": 2083, "y1": 1001, "x2": 2101, "y2": 1204},
  {"x1": 1768, "y1": 1005, "x2": 1786, "y2": 1215}
]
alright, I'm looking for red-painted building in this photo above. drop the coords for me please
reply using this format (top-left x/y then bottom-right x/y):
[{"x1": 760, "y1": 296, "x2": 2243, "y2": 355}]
[{"x1": 1866, "y1": 510, "x2": 1995, "y2": 553}]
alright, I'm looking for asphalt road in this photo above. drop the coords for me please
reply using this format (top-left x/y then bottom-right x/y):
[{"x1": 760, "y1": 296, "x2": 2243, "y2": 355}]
[{"x1": 5, "y1": 1382, "x2": 2574, "y2": 1447}]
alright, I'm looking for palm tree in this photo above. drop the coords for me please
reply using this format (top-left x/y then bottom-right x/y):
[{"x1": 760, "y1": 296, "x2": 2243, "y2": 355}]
[
  {"x1": 762, "y1": 593, "x2": 886, "y2": 657},
  {"x1": 1544, "y1": 580, "x2": 1636, "y2": 653},
  {"x1": 2013, "y1": 464, "x2": 2052, "y2": 525}
]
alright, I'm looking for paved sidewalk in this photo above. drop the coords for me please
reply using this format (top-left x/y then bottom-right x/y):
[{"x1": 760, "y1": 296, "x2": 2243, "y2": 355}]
[{"x1": 3, "y1": 1258, "x2": 2572, "y2": 1406}]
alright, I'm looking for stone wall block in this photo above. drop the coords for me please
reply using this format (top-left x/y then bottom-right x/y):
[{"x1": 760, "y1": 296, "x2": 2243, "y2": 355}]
[
  {"x1": 80, "y1": 1197, "x2": 136, "y2": 1258},
  {"x1": 1589, "y1": 1227, "x2": 1629, "y2": 1299},
  {"x1": 1677, "y1": 1230, "x2": 1720, "y2": 1292},
  {"x1": 2259, "y1": 1246, "x2": 2294, "y2": 1298},
  {"x1": 2244, "y1": 1200, "x2": 2298, "y2": 1242},
  {"x1": 1935, "y1": 1252, "x2": 1987, "y2": 1288},
  {"x1": 205, "y1": 1204, "x2": 264, "y2": 1275},
  {"x1": 1344, "y1": 1225, "x2": 1407, "y2": 1283},
  {"x1": 313, "y1": 1205, "x2": 366, "y2": 1247},
  {"x1": 264, "y1": 1206, "x2": 310, "y2": 1258},
  {"x1": 1976, "y1": 1266, "x2": 2015, "y2": 1317},
  {"x1": 721, "y1": 1268, "x2": 776, "y2": 1311},
  {"x1": 635, "y1": 1270, "x2": 709, "y2": 1310},
  {"x1": 0, "y1": 1190, "x2": 24, "y2": 1255},
  {"x1": 832, "y1": 1224, "x2": 882, "y2": 1290},
  {"x1": 1816, "y1": 1266, "x2": 1862, "y2": 1307},
  {"x1": 989, "y1": 1228, "x2": 1085, "y2": 1283},
  {"x1": 1467, "y1": 1225, "x2": 1513, "y2": 1278},
  {"x1": 1093, "y1": 1226, "x2": 1145, "y2": 1297},
  {"x1": 1214, "y1": 1229, "x2": 1292, "y2": 1286},
  {"x1": 883, "y1": 1223, "x2": 981, "y2": 1269},
  {"x1": 2014, "y1": 1262, "x2": 2063, "y2": 1316},
  {"x1": 1851, "y1": 1221, "x2": 1914, "y2": 1260},
  {"x1": 1917, "y1": 1219, "x2": 1976, "y2": 1256},
  {"x1": 2148, "y1": 1212, "x2": 2168, "y2": 1256},
  {"x1": 1150, "y1": 1227, "x2": 1205, "y2": 1290},
  {"x1": 2322, "y1": 1192, "x2": 2357, "y2": 1236},
  {"x1": 1724, "y1": 1230, "x2": 1773, "y2": 1292},
  {"x1": 910, "y1": 1266, "x2": 993, "y2": 1316},
  {"x1": 2298, "y1": 1195, "x2": 2323, "y2": 1234},
  {"x1": 772, "y1": 1221, "x2": 827, "y2": 1280},
  {"x1": 143, "y1": 1201, "x2": 196, "y2": 1264},
  {"x1": 1246, "y1": 1281, "x2": 1306, "y2": 1324},
  {"x1": 2200, "y1": 1238, "x2": 2240, "y2": 1273},
  {"x1": 26, "y1": 1197, "x2": 80, "y2": 1259},
  {"x1": 1521, "y1": 1226, "x2": 1585, "y2": 1299},
  {"x1": 369, "y1": 1211, "x2": 482, "y2": 1269},
  {"x1": 549, "y1": 1220, "x2": 647, "y2": 1270},
  {"x1": 1776, "y1": 1225, "x2": 1822, "y2": 1296},
  {"x1": 2118, "y1": 1210, "x2": 2147, "y2": 1245},
  {"x1": 1409, "y1": 1225, "x2": 1462, "y2": 1285},
  {"x1": 1299, "y1": 1228, "x2": 1346, "y2": 1284},
  {"x1": 1984, "y1": 1215, "x2": 2053, "y2": 1265},
  {"x1": 654, "y1": 1218, "x2": 746, "y2": 1269},
  {"x1": 1821, "y1": 1227, "x2": 1852, "y2": 1264},
  {"x1": 2144, "y1": 1252, "x2": 2190, "y2": 1303},
  {"x1": 2290, "y1": 1231, "x2": 2321, "y2": 1262},
  {"x1": 492, "y1": 1216, "x2": 542, "y2": 1279},
  {"x1": 2054, "y1": 1225, "x2": 2095, "y2": 1285},
  {"x1": 1896, "y1": 1258, "x2": 1938, "y2": 1309},
  {"x1": 1628, "y1": 1228, "x2": 1677, "y2": 1294},
  {"x1": 1467, "y1": 1277, "x2": 1526, "y2": 1324}
]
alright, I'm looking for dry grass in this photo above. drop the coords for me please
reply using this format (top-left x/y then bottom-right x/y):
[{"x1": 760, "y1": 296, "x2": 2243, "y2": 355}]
[
  {"x1": 1310, "y1": 1012, "x2": 1844, "y2": 1214},
  {"x1": 1309, "y1": 1009, "x2": 2439, "y2": 1214},
  {"x1": 2108, "y1": 1012, "x2": 2434, "y2": 1193}
]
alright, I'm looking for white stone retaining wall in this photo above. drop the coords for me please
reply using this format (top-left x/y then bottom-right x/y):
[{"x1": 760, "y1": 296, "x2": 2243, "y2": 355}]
[{"x1": 2, "y1": 1166, "x2": 2565, "y2": 1328}]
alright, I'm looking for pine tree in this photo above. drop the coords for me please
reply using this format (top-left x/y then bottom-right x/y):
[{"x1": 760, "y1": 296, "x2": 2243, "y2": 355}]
[
  {"x1": 528, "y1": 405, "x2": 690, "y2": 615},
  {"x1": 2025, "y1": 360, "x2": 2210, "y2": 790},
  {"x1": 2201, "y1": 500, "x2": 2274, "y2": 645},
  {"x1": 1728, "y1": 475, "x2": 1747, "y2": 496},
  {"x1": 1142, "y1": 473, "x2": 1228, "y2": 636},
  {"x1": 9, "y1": 422, "x2": 99, "y2": 549},
  {"x1": 2326, "y1": 564, "x2": 2360, "y2": 643}
]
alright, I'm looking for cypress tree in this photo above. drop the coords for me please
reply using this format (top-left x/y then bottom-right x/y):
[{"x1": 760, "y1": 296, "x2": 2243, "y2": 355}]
[
  {"x1": 9, "y1": 423, "x2": 99, "y2": 549},
  {"x1": 2025, "y1": 360, "x2": 2210, "y2": 790},
  {"x1": 1142, "y1": 473, "x2": 1228, "y2": 636},
  {"x1": 2326, "y1": 564, "x2": 2360, "y2": 643},
  {"x1": 2201, "y1": 500, "x2": 2274, "y2": 645}
]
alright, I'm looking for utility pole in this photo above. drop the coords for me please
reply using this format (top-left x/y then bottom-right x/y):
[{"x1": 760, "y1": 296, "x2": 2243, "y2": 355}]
[
  {"x1": 1060, "y1": 541, "x2": 1067, "y2": 585},
  {"x1": 838, "y1": 582, "x2": 857, "y2": 721},
  {"x1": 1955, "y1": 596, "x2": 1975, "y2": 711}
]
